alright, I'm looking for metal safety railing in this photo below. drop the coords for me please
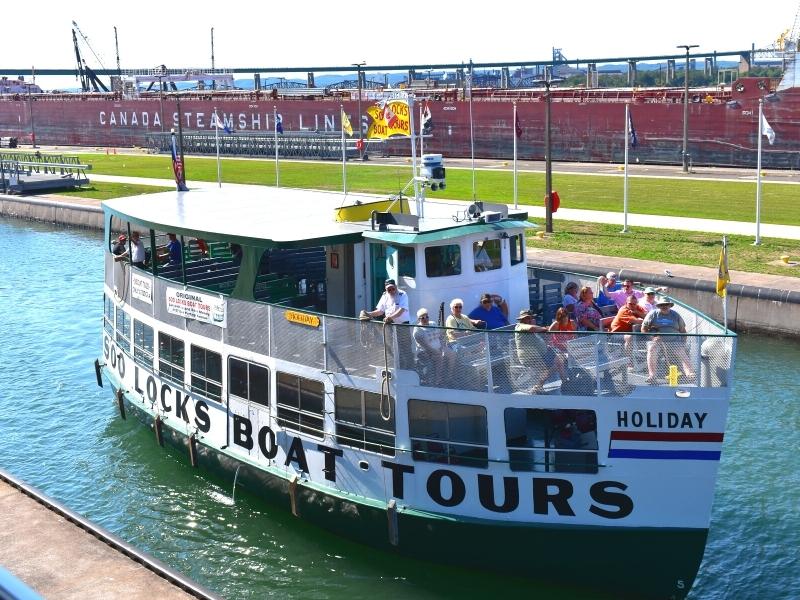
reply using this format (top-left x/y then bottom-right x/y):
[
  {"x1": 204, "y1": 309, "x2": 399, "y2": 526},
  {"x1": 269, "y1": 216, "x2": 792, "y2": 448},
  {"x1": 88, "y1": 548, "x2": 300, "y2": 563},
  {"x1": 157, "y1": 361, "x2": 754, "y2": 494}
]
[
  {"x1": 110, "y1": 264, "x2": 736, "y2": 396},
  {"x1": 146, "y1": 131, "x2": 363, "y2": 160}
]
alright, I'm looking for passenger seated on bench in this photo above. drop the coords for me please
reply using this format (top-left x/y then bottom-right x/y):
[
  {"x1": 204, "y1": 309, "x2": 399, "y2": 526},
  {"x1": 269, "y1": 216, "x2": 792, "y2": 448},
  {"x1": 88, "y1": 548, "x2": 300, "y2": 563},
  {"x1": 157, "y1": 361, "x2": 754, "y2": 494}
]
[
  {"x1": 468, "y1": 293, "x2": 509, "y2": 329},
  {"x1": 548, "y1": 307, "x2": 576, "y2": 353},
  {"x1": 605, "y1": 278, "x2": 644, "y2": 309},
  {"x1": 562, "y1": 282, "x2": 579, "y2": 315},
  {"x1": 574, "y1": 286, "x2": 613, "y2": 331},
  {"x1": 445, "y1": 298, "x2": 483, "y2": 346},
  {"x1": 413, "y1": 308, "x2": 455, "y2": 384},
  {"x1": 639, "y1": 287, "x2": 659, "y2": 313},
  {"x1": 610, "y1": 295, "x2": 647, "y2": 366},
  {"x1": 594, "y1": 275, "x2": 616, "y2": 311},
  {"x1": 641, "y1": 298, "x2": 696, "y2": 384},
  {"x1": 515, "y1": 309, "x2": 566, "y2": 393}
]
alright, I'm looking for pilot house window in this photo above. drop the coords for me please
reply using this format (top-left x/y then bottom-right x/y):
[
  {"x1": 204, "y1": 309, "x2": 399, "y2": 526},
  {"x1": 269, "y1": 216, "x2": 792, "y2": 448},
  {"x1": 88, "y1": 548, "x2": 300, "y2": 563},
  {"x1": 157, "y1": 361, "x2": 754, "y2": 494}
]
[
  {"x1": 473, "y1": 239, "x2": 502, "y2": 272},
  {"x1": 425, "y1": 244, "x2": 461, "y2": 278},
  {"x1": 510, "y1": 233, "x2": 525, "y2": 266}
]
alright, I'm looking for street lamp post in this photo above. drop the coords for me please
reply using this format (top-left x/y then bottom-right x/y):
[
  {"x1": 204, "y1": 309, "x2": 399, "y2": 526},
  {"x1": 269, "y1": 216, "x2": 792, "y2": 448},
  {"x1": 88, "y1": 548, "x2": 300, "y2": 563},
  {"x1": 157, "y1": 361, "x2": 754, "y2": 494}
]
[
  {"x1": 544, "y1": 80, "x2": 553, "y2": 233},
  {"x1": 537, "y1": 76, "x2": 562, "y2": 233},
  {"x1": 352, "y1": 62, "x2": 366, "y2": 159},
  {"x1": 677, "y1": 44, "x2": 698, "y2": 172}
]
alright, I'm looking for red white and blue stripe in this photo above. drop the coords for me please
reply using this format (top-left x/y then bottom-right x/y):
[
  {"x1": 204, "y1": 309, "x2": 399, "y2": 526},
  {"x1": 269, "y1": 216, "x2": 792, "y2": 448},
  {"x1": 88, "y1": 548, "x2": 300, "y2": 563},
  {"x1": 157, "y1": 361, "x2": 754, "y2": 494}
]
[{"x1": 609, "y1": 431, "x2": 723, "y2": 461}]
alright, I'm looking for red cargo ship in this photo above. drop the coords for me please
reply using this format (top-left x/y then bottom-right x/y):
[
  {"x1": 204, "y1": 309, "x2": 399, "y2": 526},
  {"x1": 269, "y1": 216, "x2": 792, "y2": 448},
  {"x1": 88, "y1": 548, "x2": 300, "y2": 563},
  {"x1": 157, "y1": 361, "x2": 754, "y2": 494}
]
[{"x1": 1, "y1": 66, "x2": 797, "y2": 169}]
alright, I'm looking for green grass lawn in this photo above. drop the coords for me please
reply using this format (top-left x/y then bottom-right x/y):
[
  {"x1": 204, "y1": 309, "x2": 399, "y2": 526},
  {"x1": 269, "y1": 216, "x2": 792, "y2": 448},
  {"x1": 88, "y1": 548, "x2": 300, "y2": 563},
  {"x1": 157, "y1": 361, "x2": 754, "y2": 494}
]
[
  {"x1": 530, "y1": 218, "x2": 799, "y2": 278},
  {"x1": 74, "y1": 152, "x2": 798, "y2": 225},
  {"x1": 42, "y1": 152, "x2": 799, "y2": 278}
]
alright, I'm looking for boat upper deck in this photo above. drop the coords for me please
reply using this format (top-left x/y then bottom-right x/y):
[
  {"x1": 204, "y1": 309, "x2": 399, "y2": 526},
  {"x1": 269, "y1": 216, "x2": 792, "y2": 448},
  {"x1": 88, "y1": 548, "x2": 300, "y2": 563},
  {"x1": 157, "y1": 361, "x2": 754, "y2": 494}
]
[{"x1": 102, "y1": 187, "x2": 529, "y2": 248}]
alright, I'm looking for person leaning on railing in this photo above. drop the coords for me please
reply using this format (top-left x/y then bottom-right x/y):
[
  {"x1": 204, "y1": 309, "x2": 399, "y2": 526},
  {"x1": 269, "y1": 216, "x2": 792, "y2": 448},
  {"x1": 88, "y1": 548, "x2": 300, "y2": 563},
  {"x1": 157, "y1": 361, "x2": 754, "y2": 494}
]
[{"x1": 360, "y1": 279, "x2": 412, "y2": 369}]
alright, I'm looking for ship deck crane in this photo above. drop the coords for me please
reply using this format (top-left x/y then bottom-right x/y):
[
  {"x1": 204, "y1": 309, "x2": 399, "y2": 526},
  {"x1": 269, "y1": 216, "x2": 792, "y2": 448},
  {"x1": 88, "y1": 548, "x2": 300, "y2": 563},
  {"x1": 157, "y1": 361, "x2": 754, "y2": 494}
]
[{"x1": 71, "y1": 21, "x2": 110, "y2": 92}]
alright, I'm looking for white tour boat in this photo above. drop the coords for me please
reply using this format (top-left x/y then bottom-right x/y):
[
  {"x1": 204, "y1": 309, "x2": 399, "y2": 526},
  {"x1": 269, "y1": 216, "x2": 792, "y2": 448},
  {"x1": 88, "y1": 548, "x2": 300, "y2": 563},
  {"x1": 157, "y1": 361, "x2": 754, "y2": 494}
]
[{"x1": 97, "y1": 183, "x2": 736, "y2": 599}]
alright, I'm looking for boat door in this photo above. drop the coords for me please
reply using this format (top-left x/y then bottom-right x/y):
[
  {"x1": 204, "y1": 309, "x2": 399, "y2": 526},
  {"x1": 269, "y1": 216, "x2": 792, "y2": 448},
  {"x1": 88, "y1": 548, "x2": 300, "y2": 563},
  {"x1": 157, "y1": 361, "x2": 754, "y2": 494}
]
[{"x1": 369, "y1": 243, "x2": 396, "y2": 306}]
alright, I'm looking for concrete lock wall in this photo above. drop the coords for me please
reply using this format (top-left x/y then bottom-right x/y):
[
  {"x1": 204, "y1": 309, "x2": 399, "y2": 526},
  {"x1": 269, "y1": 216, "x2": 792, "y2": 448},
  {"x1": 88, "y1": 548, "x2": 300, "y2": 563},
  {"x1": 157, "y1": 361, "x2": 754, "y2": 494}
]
[
  {"x1": 529, "y1": 259, "x2": 800, "y2": 338},
  {"x1": 0, "y1": 195, "x2": 104, "y2": 229}
]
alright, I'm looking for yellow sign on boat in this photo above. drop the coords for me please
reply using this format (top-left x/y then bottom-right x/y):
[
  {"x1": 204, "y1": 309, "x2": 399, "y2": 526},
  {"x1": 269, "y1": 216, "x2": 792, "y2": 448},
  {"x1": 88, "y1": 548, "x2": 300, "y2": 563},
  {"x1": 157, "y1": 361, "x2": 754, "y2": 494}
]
[
  {"x1": 334, "y1": 197, "x2": 410, "y2": 222},
  {"x1": 285, "y1": 310, "x2": 320, "y2": 328}
]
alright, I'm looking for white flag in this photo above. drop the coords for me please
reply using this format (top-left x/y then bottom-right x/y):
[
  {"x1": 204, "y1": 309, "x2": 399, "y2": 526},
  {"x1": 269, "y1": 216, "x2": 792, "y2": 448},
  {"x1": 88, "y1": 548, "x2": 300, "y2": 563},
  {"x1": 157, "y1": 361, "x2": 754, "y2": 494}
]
[
  {"x1": 213, "y1": 112, "x2": 232, "y2": 133},
  {"x1": 761, "y1": 114, "x2": 776, "y2": 145}
]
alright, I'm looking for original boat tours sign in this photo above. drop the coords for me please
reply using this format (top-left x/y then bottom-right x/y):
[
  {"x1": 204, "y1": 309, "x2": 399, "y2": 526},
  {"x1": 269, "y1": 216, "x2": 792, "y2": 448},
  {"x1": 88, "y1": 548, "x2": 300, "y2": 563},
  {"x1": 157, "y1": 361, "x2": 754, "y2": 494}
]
[
  {"x1": 131, "y1": 273, "x2": 153, "y2": 305},
  {"x1": 166, "y1": 287, "x2": 227, "y2": 327}
]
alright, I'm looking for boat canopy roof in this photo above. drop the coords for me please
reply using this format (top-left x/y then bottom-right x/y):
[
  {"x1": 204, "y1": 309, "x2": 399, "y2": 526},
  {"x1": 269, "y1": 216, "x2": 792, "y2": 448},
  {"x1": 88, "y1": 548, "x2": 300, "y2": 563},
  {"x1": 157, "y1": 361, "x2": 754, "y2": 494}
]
[{"x1": 103, "y1": 187, "x2": 533, "y2": 248}]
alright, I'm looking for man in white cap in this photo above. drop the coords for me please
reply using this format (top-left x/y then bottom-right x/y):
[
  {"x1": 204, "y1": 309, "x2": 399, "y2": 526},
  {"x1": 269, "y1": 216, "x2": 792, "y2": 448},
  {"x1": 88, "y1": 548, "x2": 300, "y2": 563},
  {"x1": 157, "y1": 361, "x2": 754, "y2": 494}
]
[
  {"x1": 362, "y1": 278, "x2": 412, "y2": 368},
  {"x1": 639, "y1": 287, "x2": 659, "y2": 313},
  {"x1": 363, "y1": 278, "x2": 409, "y2": 324},
  {"x1": 606, "y1": 271, "x2": 621, "y2": 291}
]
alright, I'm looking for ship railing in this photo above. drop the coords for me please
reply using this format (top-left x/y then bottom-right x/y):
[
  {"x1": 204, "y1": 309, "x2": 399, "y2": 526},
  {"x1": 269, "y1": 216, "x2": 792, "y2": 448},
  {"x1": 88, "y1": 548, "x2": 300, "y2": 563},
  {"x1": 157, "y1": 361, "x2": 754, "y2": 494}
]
[{"x1": 112, "y1": 265, "x2": 735, "y2": 396}]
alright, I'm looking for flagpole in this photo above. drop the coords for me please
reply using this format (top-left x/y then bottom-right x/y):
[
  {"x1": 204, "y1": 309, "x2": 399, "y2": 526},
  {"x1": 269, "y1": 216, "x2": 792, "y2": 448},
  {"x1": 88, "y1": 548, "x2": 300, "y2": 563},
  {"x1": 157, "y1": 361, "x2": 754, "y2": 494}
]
[
  {"x1": 419, "y1": 105, "x2": 424, "y2": 158},
  {"x1": 273, "y1": 106, "x2": 280, "y2": 188},
  {"x1": 513, "y1": 102, "x2": 518, "y2": 210},
  {"x1": 722, "y1": 236, "x2": 728, "y2": 333},
  {"x1": 341, "y1": 104, "x2": 347, "y2": 194},
  {"x1": 754, "y1": 99, "x2": 763, "y2": 246},
  {"x1": 214, "y1": 107, "x2": 222, "y2": 188},
  {"x1": 409, "y1": 93, "x2": 421, "y2": 215},
  {"x1": 468, "y1": 60, "x2": 476, "y2": 201},
  {"x1": 622, "y1": 103, "x2": 630, "y2": 233}
]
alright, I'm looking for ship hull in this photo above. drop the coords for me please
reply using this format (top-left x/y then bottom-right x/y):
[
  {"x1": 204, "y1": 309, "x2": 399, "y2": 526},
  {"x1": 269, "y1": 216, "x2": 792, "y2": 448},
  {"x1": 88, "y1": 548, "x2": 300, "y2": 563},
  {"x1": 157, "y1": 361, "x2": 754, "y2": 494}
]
[{"x1": 2, "y1": 82, "x2": 798, "y2": 168}]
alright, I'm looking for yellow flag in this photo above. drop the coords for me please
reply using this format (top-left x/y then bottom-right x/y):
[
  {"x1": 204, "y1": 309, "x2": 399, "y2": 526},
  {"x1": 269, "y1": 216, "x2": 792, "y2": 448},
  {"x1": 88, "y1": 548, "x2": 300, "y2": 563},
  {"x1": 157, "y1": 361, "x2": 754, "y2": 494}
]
[
  {"x1": 341, "y1": 109, "x2": 353, "y2": 136},
  {"x1": 716, "y1": 239, "x2": 730, "y2": 298},
  {"x1": 366, "y1": 100, "x2": 411, "y2": 139}
]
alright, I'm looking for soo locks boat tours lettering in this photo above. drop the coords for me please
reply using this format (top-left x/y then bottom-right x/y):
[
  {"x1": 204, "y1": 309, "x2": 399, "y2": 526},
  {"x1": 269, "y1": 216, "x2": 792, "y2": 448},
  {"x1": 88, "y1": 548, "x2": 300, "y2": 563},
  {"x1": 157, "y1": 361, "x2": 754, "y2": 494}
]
[{"x1": 104, "y1": 335, "x2": 634, "y2": 521}]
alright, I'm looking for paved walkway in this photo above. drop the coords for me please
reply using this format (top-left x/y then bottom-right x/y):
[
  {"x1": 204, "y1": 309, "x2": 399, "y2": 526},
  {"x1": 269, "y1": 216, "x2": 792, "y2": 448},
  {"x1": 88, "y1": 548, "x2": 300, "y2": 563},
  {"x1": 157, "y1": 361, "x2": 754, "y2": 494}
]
[{"x1": 87, "y1": 173, "x2": 800, "y2": 241}]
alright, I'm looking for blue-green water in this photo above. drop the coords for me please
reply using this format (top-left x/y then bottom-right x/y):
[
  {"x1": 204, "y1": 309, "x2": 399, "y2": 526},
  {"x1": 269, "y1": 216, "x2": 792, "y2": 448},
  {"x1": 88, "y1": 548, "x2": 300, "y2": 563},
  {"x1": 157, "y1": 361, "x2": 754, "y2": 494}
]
[{"x1": 0, "y1": 217, "x2": 797, "y2": 600}]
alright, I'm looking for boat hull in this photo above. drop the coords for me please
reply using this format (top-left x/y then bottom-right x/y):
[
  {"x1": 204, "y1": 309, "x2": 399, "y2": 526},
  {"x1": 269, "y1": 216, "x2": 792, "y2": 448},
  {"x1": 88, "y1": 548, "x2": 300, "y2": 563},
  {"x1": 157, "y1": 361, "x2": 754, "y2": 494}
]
[{"x1": 110, "y1": 376, "x2": 706, "y2": 600}]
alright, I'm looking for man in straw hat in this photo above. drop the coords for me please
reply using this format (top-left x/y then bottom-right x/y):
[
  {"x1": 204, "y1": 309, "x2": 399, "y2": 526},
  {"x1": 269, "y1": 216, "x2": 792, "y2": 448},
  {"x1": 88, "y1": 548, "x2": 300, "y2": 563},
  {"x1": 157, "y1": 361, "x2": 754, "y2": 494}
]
[
  {"x1": 641, "y1": 298, "x2": 696, "y2": 384},
  {"x1": 514, "y1": 309, "x2": 565, "y2": 393}
]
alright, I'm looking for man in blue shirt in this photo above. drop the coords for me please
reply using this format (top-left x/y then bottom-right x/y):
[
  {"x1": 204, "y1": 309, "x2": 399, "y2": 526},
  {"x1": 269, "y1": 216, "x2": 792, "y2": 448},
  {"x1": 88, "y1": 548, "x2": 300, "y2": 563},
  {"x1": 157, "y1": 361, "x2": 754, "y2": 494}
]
[
  {"x1": 468, "y1": 293, "x2": 509, "y2": 329},
  {"x1": 166, "y1": 233, "x2": 182, "y2": 265}
]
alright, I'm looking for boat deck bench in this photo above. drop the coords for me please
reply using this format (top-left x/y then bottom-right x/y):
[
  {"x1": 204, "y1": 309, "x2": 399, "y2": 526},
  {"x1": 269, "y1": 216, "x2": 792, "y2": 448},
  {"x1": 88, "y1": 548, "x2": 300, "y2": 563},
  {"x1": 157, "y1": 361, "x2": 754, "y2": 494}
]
[{"x1": 566, "y1": 335, "x2": 628, "y2": 378}]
